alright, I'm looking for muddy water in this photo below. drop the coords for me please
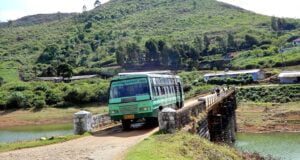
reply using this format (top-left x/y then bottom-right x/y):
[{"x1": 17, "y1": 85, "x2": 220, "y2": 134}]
[
  {"x1": 0, "y1": 124, "x2": 73, "y2": 143},
  {"x1": 235, "y1": 132, "x2": 300, "y2": 160}
]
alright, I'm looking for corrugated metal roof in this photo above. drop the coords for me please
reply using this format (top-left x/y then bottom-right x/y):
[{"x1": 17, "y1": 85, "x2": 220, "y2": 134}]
[
  {"x1": 278, "y1": 71, "x2": 300, "y2": 78},
  {"x1": 293, "y1": 38, "x2": 300, "y2": 42},
  {"x1": 204, "y1": 69, "x2": 261, "y2": 77},
  {"x1": 37, "y1": 75, "x2": 97, "y2": 81}
]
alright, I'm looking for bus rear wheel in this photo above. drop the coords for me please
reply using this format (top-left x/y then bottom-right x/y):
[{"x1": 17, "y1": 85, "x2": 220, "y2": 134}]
[
  {"x1": 122, "y1": 119, "x2": 131, "y2": 130},
  {"x1": 145, "y1": 117, "x2": 158, "y2": 127}
]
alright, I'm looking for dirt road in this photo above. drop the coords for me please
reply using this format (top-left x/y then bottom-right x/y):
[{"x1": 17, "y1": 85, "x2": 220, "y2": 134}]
[{"x1": 0, "y1": 126, "x2": 158, "y2": 160}]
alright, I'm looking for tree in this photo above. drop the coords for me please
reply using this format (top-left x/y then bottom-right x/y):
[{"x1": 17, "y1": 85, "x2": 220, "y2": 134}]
[
  {"x1": 116, "y1": 46, "x2": 125, "y2": 66},
  {"x1": 193, "y1": 1, "x2": 197, "y2": 10},
  {"x1": 0, "y1": 76, "x2": 4, "y2": 86},
  {"x1": 243, "y1": 34, "x2": 259, "y2": 49},
  {"x1": 227, "y1": 33, "x2": 237, "y2": 52},
  {"x1": 193, "y1": 36, "x2": 203, "y2": 53},
  {"x1": 94, "y1": 0, "x2": 101, "y2": 7},
  {"x1": 46, "y1": 65, "x2": 57, "y2": 76},
  {"x1": 168, "y1": 47, "x2": 181, "y2": 69},
  {"x1": 126, "y1": 43, "x2": 141, "y2": 65},
  {"x1": 57, "y1": 63, "x2": 73, "y2": 80},
  {"x1": 216, "y1": 36, "x2": 227, "y2": 55},
  {"x1": 157, "y1": 40, "x2": 166, "y2": 53},
  {"x1": 37, "y1": 44, "x2": 59, "y2": 63},
  {"x1": 203, "y1": 35, "x2": 210, "y2": 55},
  {"x1": 271, "y1": 16, "x2": 278, "y2": 32},
  {"x1": 145, "y1": 39, "x2": 159, "y2": 64}
]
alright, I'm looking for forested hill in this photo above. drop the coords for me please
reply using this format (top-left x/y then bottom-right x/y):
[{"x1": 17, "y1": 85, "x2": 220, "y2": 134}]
[
  {"x1": 0, "y1": 13, "x2": 76, "y2": 28},
  {"x1": 1, "y1": 0, "x2": 300, "y2": 80}
]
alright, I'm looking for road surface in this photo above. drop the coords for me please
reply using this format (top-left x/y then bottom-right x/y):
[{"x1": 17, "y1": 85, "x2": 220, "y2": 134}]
[{"x1": 0, "y1": 126, "x2": 158, "y2": 160}]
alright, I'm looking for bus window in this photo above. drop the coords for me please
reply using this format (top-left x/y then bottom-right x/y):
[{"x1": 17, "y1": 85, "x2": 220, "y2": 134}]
[{"x1": 110, "y1": 78, "x2": 150, "y2": 99}]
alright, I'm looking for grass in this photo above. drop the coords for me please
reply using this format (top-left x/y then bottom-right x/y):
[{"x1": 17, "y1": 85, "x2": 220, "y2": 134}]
[
  {"x1": 0, "y1": 61, "x2": 19, "y2": 82},
  {"x1": 125, "y1": 131, "x2": 242, "y2": 160},
  {"x1": 0, "y1": 105, "x2": 108, "y2": 128},
  {"x1": 232, "y1": 50, "x2": 300, "y2": 69},
  {"x1": 237, "y1": 101, "x2": 300, "y2": 132},
  {"x1": 0, "y1": 132, "x2": 90, "y2": 153}
]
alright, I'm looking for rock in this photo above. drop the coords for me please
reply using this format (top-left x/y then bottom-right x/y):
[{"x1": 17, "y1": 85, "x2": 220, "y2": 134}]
[
  {"x1": 48, "y1": 136, "x2": 54, "y2": 140},
  {"x1": 40, "y1": 137, "x2": 47, "y2": 141}
]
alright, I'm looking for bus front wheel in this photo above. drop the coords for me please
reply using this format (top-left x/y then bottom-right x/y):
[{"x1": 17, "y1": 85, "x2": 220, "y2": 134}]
[{"x1": 122, "y1": 119, "x2": 131, "y2": 130}]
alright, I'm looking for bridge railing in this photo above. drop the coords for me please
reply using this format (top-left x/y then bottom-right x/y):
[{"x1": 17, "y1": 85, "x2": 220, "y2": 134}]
[
  {"x1": 159, "y1": 88, "x2": 235, "y2": 134},
  {"x1": 198, "y1": 87, "x2": 233, "y2": 109}
]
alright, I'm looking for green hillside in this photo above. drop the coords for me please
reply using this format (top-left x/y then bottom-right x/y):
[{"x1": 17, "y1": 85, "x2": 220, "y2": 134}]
[
  {"x1": 1, "y1": 0, "x2": 299, "y2": 73},
  {"x1": 0, "y1": 0, "x2": 300, "y2": 109}
]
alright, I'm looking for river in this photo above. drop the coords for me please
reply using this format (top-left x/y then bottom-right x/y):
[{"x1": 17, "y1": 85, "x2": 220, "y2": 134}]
[
  {"x1": 1, "y1": 124, "x2": 300, "y2": 160},
  {"x1": 0, "y1": 124, "x2": 73, "y2": 143},
  {"x1": 235, "y1": 132, "x2": 300, "y2": 160}
]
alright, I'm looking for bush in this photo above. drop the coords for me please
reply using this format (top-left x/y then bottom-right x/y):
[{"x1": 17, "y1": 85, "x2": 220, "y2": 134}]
[
  {"x1": 9, "y1": 83, "x2": 29, "y2": 91},
  {"x1": 237, "y1": 85, "x2": 300, "y2": 103},
  {"x1": 208, "y1": 74, "x2": 254, "y2": 85},
  {"x1": 33, "y1": 97, "x2": 46, "y2": 109},
  {"x1": 45, "y1": 89, "x2": 63, "y2": 105},
  {"x1": 0, "y1": 76, "x2": 4, "y2": 86},
  {"x1": 6, "y1": 92, "x2": 27, "y2": 108}
]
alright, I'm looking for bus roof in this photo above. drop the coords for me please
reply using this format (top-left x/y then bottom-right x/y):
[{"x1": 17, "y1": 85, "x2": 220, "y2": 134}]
[
  {"x1": 112, "y1": 71, "x2": 180, "y2": 81},
  {"x1": 118, "y1": 71, "x2": 172, "y2": 76}
]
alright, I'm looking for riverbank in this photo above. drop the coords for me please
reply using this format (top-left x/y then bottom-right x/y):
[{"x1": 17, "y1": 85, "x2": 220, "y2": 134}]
[
  {"x1": 236, "y1": 101, "x2": 300, "y2": 133},
  {"x1": 0, "y1": 132, "x2": 90, "y2": 153},
  {"x1": 125, "y1": 131, "x2": 242, "y2": 160},
  {"x1": 0, "y1": 104, "x2": 108, "y2": 129}
]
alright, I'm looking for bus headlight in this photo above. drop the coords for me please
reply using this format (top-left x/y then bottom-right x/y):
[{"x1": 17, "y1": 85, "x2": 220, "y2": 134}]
[
  {"x1": 139, "y1": 107, "x2": 149, "y2": 111},
  {"x1": 110, "y1": 110, "x2": 119, "y2": 114}
]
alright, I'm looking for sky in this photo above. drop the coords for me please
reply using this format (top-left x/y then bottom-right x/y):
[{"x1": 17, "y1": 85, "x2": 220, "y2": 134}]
[
  {"x1": 0, "y1": 0, "x2": 300, "y2": 22},
  {"x1": 0, "y1": 0, "x2": 110, "y2": 22},
  {"x1": 218, "y1": 0, "x2": 300, "y2": 19}
]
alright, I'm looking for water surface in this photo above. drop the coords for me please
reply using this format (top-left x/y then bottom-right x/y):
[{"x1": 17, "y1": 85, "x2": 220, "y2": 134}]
[
  {"x1": 0, "y1": 124, "x2": 73, "y2": 143},
  {"x1": 235, "y1": 132, "x2": 300, "y2": 160}
]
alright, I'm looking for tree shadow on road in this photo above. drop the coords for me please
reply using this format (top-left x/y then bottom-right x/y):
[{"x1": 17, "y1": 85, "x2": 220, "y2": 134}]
[{"x1": 91, "y1": 122, "x2": 158, "y2": 138}]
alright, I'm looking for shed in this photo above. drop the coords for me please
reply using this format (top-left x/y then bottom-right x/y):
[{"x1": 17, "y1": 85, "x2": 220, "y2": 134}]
[
  {"x1": 293, "y1": 38, "x2": 300, "y2": 46},
  {"x1": 278, "y1": 71, "x2": 300, "y2": 84},
  {"x1": 203, "y1": 69, "x2": 265, "y2": 82}
]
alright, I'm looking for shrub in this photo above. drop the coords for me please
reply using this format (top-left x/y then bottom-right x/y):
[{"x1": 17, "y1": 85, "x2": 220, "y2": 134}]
[
  {"x1": 0, "y1": 76, "x2": 4, "y2": 86},
  {"x1": 183, "y1": 84, "x2": 192, "y2": 92},
  {"x1": 9, "y1": 83, "x2": 29, "y2": 91},
  {"x1": 45, "y1": 89, "x2": 63, "y2": 105},
  {"x1": 33, "y1": 97, "x2": 46, "y2": 109},
  {"x1": 6, "y1": 92, "x2": 27, "y2": 108},
  {"x1": 237, "y1": 85, "x2": 300, "y2": 103}
]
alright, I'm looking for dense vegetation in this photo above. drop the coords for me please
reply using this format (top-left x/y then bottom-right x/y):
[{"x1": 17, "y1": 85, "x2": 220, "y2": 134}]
[
  {"x1": 237, "y1": 85, "x2": 300, "y2": 103},
  {"x1": 0, "y1": 79, "x2": 109, "y2": 109},
  {"x1": 207, "y1": 74, "x2": 254, "y2": 85},
  {"x1": 1, "y1": 0, "x2": 300, "y2": 75}
]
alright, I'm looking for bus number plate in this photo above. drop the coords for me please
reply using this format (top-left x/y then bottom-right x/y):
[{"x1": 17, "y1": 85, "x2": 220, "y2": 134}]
[{"x1": 124, "y1": 114, "x2": 135, "y2": 120}]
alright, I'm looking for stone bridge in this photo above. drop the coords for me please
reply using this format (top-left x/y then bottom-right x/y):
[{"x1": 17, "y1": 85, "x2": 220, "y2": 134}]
[{"x1": 158, "y1": 88, "x2": 237, "y2": 144}]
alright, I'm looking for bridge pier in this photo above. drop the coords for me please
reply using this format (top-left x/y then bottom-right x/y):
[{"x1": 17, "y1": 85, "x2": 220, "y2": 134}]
[{"x1": 208, "y1": 95, "x2": 237, "y2": 144}]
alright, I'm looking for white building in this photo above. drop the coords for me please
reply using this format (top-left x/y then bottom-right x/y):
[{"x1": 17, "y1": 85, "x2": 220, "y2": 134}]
[
  {"x1": 278, "y1": 71, "x2": 300, "y2": 84},
  {"x1": 293, "y1": 38, "x2": 300, "y2": 46},
  {"x1": 203, "y1": 69, "x2": 265, "y2": 82}
]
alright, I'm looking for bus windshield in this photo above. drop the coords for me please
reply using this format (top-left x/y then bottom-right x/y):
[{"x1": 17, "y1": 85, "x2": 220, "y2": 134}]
[{"x1": 110, "y1": 78, "x2": 150, "y2": 99}]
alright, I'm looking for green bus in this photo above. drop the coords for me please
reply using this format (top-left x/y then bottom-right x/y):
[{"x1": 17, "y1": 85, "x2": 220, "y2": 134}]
[{"x1": 108, "y1": 71, "x2": 184, "y2": 129}]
